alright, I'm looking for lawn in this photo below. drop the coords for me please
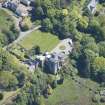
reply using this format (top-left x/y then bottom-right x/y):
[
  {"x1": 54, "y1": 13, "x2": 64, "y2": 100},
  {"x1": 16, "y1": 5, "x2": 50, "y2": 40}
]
[
  {"x1": 0, "y1": 9, "x2": 13, "y2": 30},
  {"x1": 45, "y1": 79, "x2": 78, "y2": 105},
  {"x1": 45, "y1": 77, "x2": 100, "y2": 105},
  {"x1": 19, "y1": 30, "x2": 60, "y2": 52}
]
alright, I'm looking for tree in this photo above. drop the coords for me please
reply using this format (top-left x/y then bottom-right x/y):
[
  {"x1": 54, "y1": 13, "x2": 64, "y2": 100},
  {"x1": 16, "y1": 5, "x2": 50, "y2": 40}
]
[
  {"x1": 81, "y1": 34, "x2": 95, "y2": 46},
  {"x1": 46, "y1": 85, "x2": 53, "y2": 95},
  {"x1": 35, "y1": 46, "x2": 41, "y2": 55},
  {"x1": 77, "y1": 16, "x2": 89, "y2": 31},
  {"x1": 0, "y1": 32, "x2": 8, "y2": 46},
  {"x1": 35, "y1": 6, "x2": 45, "y2": 19},
  {"x1": 0, "y1": 93, "x2": 3, "y2": 101},
  {"x1": 70, "y1": 41, "x2": 81, "y2": 60},
  {"x1": 41, "y1": 18, "x2": 53, "y2": 32},
  {"x1": 52, "y1": 80, "x2": 57, "y2": 88},
  {"x1": 88, "y1": 19, "x2": 105, "y2": 41},
  {"x1": 98, "y1": 41, "x2": 105, "y2": 57},
  {"x1": 77, "y1": 48, "x2": 99, "y2": 78},
  {"x1": 36, "y1": 96, "x2": 45, "y2": 105},
  {"x1": 62, "y1": 9, "x2": 68, "y2": 16},
  {"x1": 99, "y1": 0, "x2": 105, "y2": 3},
  {"x1": 77, "y1": 53, "x2": 90, "y2": 78},
  {"x1": 20, "y1": 17, "x2": 32, "y2": 31},
  {"x1": 84, "y1": 43, "x2": 99, "y2": 54},
  {"x1": 82, "y1": 49, "x2": 98, "y2": 78},
  {"x1": 92, "y1": 57, "x2": 105, "y2": 72},
  {"x1": 0, "y1": 71, "x2": 18, "y2": 90},
  {"x1": 92, "y1": 57, "x2": 105, "y2": 82}
]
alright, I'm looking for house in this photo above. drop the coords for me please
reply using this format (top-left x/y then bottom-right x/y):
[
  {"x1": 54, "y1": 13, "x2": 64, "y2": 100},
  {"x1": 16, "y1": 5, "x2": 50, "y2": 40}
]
[
  {"x1": 0, "y1": 0, "x2": 5, "y2": 3},
  {"x1": 2, "y1": 0, "x2": 30, "y2": 17},
  {"x1": 8, "y1": 2, "x2": 17, "y2": 11},
  {"x1": 45, "y1": 53, "x2": 65, "y2": 74},
  {"x1": 34, "y1": 52, "x2": 65, "y2": 74},
  {"x1": 20, "y1": 0, "x2": 31, "y2": 6},
  {"x1": 16, "y1": 5, "x2": 28, "y2": 17},
  {"x1": 36, "y1": 55, "x2": 45, "y2": 67},
  {"x1": 2, "y1": 1, "x2": 18, "y2": 11},
  {"x1": 87, "y1": 0, "x2": 99, "y2": 14},
  {"x1": 100, "y1": 89, "x2": 105, "y2": 96}
]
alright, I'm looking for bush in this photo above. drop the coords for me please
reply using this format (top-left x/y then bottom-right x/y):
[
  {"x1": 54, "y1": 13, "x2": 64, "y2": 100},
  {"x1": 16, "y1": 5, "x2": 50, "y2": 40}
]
[
  {"x1": 100, "y1": 97, "x2": 105, "y2": 103},
  {"x1": 20, "y1": 17, "x2": 32, "y2": 31},
  {"x1": 57, "y1": 77, "x2": 64, "y2": 84},
  {"x1": 0, "y1": 93, "x2": 4, "y2": 101},
  {"x1": 52, "y1": 80, "x2": 57, "y2": 89}
]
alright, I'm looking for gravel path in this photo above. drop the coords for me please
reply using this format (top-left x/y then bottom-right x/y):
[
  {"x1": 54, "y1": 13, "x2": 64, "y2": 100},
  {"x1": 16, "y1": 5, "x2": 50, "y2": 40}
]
[{"x1": 51, "y1": 38, "x2": 73, "y2": 55}]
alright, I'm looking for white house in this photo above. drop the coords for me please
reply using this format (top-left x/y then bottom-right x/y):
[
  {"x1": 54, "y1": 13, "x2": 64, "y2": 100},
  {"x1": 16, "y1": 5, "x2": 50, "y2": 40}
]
[
  {"x1": 16, "y1": 7, "x2": 28, "y2": 17},
  {"x1": 87, "y1": 0, "x2": 99, "y2": 14}
]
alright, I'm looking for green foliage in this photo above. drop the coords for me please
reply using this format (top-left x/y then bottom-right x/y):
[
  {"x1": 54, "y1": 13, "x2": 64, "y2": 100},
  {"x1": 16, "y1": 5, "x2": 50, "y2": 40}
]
[
  {"x1": 0, "y1": 10, "x2": 19, "y2": 46},
  {"x1": 20, "y1": 17, "x2": 32, "y2": 31},
  {"x1": 92, "y1": 57, "x2": 105, "y2": 72},
  {"x1": 0, "y1": 48, "x2": 21, "y2": 71},
  {"x1": 0, "y1": 48, "x2": 29, "y2": 90},
  {"x1": 81, "y1": 34, "x2": 95, "y2": 46},
  {"x1": 0, "y1": 71, "x2": 18, "y2": 90},
  {"x1": 41, "y1": 18, "x2": 53, "y2": 32},
  {"x1": 19, "y1": 30, "x2": 60, "y2": 52},
  {"x1": 0, "y1": 93, "x2": 3, "y2": 101},
  {"x1": 36, "y1": 96, "x2": 45, "y2": 105},
  {"x1": 77, "y1": 16, "x2": 89, "y2": 30},
  {"x1": 92, "y1": 57, "x2": 105, "y2": 82},
  {"x1": 28, "y1": 45, "x2": 41, "y2": 56},
  {"x1": 84, "y1": 43, "x2": 99, "y2": 54},
  {"x1": 14, "y1": 71, "x2": 48, "y2": 105},
  {"x1": 98, "y1": 41, "x2": 105, "y2": 57}
]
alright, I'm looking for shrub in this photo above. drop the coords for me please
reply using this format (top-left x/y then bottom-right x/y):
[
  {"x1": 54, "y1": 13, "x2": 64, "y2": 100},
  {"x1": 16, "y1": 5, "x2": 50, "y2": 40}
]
[{"x1": 0, "y1": 93, "x2": 4, "y2": 101}]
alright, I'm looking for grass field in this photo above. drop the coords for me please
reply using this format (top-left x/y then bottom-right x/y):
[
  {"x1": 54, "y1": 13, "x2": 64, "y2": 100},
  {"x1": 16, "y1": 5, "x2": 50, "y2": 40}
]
[
  {"x1": 19, "y1": 30, "x2": 60, "y2": 52},
  {"x1": 45, "y1": 78, "x2": 100, "y2": 105},
  {"x1": 0, "y1": 9, "x2": 13, "y2": 30},
  {"x1": 45, "y1": 79, "x2": 78, "y2": 105}
]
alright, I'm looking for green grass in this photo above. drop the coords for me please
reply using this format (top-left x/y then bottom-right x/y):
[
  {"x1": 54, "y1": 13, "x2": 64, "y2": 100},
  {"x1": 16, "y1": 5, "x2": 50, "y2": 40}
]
[
  {"x1": 45, "y1": 79, "x2": 78, "y2": 105},
  {"x1": 45, "y1": 77, "x2": 100, "y2": 105},
  {"x1": 0, "y1": 9, "x2": 13, "y2": 30},
  {"x1": 19, "y1": 30, "x2": 60, "y2": 52}
]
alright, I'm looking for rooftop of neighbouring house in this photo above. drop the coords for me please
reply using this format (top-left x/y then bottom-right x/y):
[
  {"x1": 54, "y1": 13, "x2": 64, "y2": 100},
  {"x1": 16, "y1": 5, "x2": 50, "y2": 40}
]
[
  {"x1": 88, "y1": 0, "x2": 98, "y2": 8},
  {"x1": 87, "y1": 0, "x2": 99, "y2": 13}
]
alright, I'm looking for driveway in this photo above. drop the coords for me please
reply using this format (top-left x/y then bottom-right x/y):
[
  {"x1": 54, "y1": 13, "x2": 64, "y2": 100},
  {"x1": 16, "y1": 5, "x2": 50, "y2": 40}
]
[{"x1": 51, "y1": 38, "x2": 73, "y2": 55}]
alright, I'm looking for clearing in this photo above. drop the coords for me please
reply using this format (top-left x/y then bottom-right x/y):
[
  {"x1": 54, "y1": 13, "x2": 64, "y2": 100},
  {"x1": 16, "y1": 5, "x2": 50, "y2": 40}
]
[{"x1": 19, "y1": 30, "x2": 60, "y2": 52}]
